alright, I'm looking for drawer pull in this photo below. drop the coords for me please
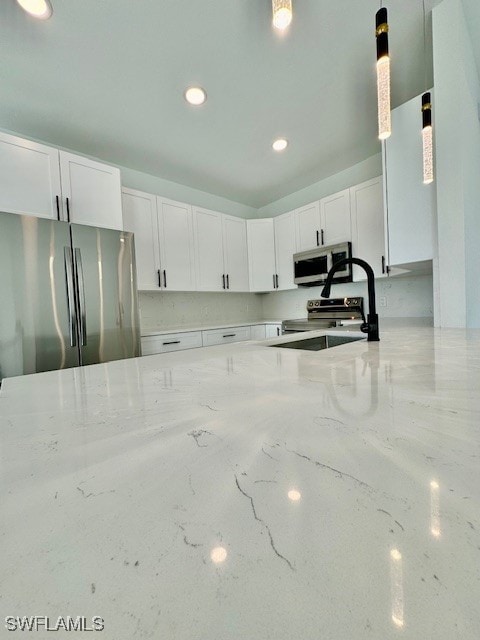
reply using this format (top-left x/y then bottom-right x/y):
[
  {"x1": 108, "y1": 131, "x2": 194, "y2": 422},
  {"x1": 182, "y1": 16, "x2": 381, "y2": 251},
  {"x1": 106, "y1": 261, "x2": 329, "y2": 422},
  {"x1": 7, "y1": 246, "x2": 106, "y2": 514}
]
[
  {"x1": 223, "y1": 334, "x2": 236, "y2": 338},
  {"x1": 163, "y1": 340, "x2": 180, "y2": 345}
]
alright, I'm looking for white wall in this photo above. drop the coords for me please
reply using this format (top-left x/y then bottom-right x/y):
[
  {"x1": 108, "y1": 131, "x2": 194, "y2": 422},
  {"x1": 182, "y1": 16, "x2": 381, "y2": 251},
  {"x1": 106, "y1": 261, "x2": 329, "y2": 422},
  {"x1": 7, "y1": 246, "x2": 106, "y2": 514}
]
[
  {"x1": 138, "y1": 292, "x2": 264, "y2": 332},
  {"x1": 433, "y1": 0, "x2": 480, "y2": 327},
  {"x1": 261, "y1": 275, "x2": 434, "y2": 321},
  {"x1": 256, "y1": 154, "x2": 382, "y2": 217}
]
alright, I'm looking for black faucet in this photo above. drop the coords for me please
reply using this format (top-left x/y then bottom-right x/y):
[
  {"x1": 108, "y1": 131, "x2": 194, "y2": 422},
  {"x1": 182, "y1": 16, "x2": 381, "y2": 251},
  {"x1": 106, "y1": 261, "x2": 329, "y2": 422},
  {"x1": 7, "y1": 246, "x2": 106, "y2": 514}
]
[{"x1": 320, "y1": 257, "x2": 380, "y2": 342}]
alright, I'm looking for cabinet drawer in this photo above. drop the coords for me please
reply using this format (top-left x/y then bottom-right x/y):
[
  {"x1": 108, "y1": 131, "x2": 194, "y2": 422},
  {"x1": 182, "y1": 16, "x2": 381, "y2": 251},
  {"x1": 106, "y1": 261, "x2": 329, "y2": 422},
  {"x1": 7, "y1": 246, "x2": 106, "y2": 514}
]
[
  {"x1": 141, "y1": 331, "x2": 202, "y2": 355},
  {"x1": 250, "y1": 324, "x2": 267, "y2": 340},
  {"x1": 202, "y1": 326, "x2": 251, "y2": 347}
]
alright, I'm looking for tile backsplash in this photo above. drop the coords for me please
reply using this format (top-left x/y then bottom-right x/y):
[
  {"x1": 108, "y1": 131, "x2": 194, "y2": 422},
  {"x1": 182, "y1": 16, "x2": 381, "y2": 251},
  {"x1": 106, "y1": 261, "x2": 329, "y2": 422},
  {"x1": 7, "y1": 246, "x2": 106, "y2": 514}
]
[
  {"x1": 138, "y1": 292, "x2": 264, "y2": 332},
  {"x1": 138, "y1": 274, "x2": 434, "y2": 333}
]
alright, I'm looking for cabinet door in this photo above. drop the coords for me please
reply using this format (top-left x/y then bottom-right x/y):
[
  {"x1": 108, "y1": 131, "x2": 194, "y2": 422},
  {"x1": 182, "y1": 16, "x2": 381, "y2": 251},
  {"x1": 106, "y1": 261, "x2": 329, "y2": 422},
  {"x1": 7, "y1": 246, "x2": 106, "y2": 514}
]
[
  {"x1": 158, "y1": 198, "x2": 196, "y2": 291},
  {"x1": 350, "y1": 177, "x2": 386, "y2": 281},
  {"x1": 222, "y1": 215, "x2": 249, "y2": 291},
  {"x1": 274, "y1": 210, "x2": 297, "y2": 290},
  {"x1": 320, "y1": 189, "x2": 352, "y2": 246},
  {"x1": 59, "y1": 151, "x2": 123, "y2": 230},
  {"x1": 0, "y1": 132, "x2": 62, "y2": 220},
  {"x1": 247, "y1": 219, "x2": 276, "y2": 292},
  {"x1": 385, "y1": 91, "x2": 435, "y2": 266},
  {"x1": 295, "y1": 202, "x2": 321, "y2": 251},
  {"x1": 122, "y1": 189, "x2": 160, "y2": 291},
  {"x1": 193, "y1": 207, "x2": 224, "y2": 291},
  {"x1": 265, "y1": 324, "x2": 282, "y2": 338}
]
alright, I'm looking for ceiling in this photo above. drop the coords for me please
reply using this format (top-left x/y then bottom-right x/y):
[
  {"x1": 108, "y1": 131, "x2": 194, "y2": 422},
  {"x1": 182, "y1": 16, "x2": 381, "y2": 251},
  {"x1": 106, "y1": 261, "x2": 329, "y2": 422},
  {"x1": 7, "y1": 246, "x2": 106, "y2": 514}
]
[{"x1": 0, "y1": 0, "x2": 453, "y2": 208}]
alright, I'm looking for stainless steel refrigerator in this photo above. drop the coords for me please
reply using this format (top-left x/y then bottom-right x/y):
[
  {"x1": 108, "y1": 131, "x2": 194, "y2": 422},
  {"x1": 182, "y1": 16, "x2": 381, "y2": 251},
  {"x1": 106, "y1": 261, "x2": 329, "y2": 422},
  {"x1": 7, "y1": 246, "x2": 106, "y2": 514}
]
[{"x1": 0, "y1": 211, "x2": 141, "y2": 381}]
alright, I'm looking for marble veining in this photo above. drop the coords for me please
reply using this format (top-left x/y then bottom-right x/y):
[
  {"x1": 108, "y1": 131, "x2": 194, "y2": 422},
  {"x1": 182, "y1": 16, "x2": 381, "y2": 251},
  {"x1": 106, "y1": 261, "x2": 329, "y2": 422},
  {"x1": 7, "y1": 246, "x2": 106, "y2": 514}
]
[{"x1": 1, "y1": 324, "x2": 480, "y2": 639}]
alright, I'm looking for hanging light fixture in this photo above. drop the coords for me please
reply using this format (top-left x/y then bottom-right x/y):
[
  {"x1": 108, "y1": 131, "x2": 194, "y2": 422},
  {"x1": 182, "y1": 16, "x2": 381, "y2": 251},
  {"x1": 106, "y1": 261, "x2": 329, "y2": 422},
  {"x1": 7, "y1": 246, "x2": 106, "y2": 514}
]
[
  {"x1": 272, "y1": 0, "x2": 292, "y2": 31},
  {"x1": 421, "y1": 0, "x2": 434, "y2": 184},
  {"x1": 375, "y1": 7, "x2": 391, "y2": 140},
  {"x1": 422, "y1": 93, "x2": 434, "y2": 184}
]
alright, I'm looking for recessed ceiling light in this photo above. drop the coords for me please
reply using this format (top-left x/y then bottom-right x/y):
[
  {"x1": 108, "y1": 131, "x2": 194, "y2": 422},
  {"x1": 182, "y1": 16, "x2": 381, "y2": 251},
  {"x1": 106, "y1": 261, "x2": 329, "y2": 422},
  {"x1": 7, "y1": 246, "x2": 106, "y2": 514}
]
[
  {"x1": 16, "y1": 0, "x2": 53, "y2": 19},
  {"x1": 272, "y1": 138, "x2": 288, "y2": 152},
  {"x1": 184, "y1": 87, "x2": 207, "y2": 106}
]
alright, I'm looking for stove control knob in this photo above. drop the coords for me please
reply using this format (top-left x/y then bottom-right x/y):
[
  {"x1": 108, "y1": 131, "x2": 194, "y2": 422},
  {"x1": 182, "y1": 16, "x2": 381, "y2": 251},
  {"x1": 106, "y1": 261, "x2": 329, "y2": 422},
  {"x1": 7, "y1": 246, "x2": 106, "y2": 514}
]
[{"x1": 315, "y1": 301, "x2": 320, "y2": 307}]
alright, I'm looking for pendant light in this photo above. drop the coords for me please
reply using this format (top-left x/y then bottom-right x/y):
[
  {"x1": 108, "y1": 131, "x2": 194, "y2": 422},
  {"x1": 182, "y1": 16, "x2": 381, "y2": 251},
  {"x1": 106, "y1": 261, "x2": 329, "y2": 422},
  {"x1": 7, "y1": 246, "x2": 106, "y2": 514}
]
[
  {"x1": 272, "y1": 0, "x2": 292, "y2": 31},
  {"x1": 375, "y1": 7, "x2": 391, "y2": 140},
  {"x1": 421, "y1": 0, "x2": 434, "y2": 184}
]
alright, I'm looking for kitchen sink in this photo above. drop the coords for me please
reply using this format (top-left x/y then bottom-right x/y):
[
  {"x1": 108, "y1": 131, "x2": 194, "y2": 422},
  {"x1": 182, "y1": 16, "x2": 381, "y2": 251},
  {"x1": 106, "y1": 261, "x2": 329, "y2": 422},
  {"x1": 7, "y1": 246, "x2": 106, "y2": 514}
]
[{"x1": 269, "y1": 334, "x2": 365, "y2": 351}]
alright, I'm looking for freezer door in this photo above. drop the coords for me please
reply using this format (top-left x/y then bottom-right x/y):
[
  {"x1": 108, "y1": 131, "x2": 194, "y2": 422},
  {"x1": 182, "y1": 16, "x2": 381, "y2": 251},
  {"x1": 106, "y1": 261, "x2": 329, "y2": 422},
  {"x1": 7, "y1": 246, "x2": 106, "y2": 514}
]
[
  {"x1": 0, "y1": 211, "x2": 80, "y2": 380},
  {"x1": 70, "y1": 224, "x2": 140, "y2": 366}
]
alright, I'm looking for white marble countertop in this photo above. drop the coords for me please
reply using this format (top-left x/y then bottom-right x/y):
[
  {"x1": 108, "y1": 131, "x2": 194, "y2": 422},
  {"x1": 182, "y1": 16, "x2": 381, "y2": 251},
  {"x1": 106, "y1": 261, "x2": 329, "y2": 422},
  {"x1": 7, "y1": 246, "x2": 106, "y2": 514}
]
[
  {"x1": 1, "y1": 323, "x2": 480, "y2": 639},
  {"x1": 141, "y1": 319, "x2": 283, "y2": 337}
]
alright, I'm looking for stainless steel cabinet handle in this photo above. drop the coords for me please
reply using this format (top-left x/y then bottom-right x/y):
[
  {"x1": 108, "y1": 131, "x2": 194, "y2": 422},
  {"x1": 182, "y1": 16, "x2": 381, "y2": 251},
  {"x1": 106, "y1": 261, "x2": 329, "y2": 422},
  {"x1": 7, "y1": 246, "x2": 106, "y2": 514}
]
[
  {"x1": 64, "y1": 246, "x2": 77, "y2": 347},
  {"x1": 223, "y1": 334, "x2": 236, "y2": 338},
  {"x1": 74, "y1": 248, "x2": 87, "y2": 346},
  {"x1": 226, "y1": 274, "x2": 229, "y2": 289},
  {"x1": 163, "y1": 340, "x2": 180, "y2": 345},
  {"x1": 163, "y1": 270, "x2": 167, "y2": 288}
]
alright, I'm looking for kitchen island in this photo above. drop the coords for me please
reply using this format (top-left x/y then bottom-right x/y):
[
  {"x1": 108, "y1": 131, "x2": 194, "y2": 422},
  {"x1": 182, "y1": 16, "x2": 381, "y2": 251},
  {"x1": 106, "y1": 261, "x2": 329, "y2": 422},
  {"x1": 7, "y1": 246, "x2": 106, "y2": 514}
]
[{"x1": 1, "y1": 323, "x2": 480, "y2": 639}]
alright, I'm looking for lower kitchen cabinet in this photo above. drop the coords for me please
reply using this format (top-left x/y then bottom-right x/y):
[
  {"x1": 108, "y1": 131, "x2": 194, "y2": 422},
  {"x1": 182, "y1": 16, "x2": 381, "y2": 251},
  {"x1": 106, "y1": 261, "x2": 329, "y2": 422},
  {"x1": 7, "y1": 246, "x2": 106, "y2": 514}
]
[
  {"x1": 250, "y1": 324, "x2": 267, "y2": 340},
  {"x1": 265, "y1": 323, "x2": 282, "y2": 338},
  {"x1": 141, "y1": 331, "x2": 203, "y2": 355},
  {"x1": 202, "y1": 326, "x2": 251, "y2": 347}
]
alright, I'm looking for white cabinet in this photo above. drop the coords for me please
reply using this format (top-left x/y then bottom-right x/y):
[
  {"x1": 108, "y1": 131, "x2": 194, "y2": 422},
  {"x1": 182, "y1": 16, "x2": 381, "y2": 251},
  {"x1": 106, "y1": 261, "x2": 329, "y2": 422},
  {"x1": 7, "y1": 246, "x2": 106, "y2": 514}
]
[
  {"x1": 141, "y1": 331, "x2": 203, "y2": 355},
  {"x1": 202, "y1": 326, "x2": 252, "y2": 347},
  {"x1": 122, "y1": 189, "x2": 160, "y2": 291},
  {"x1": 295, "y1": 190, "x2": 351, "y2": 253},
  {"x1": 384, "y1": 91, "x2": 436, "y2": 266},
  {"x1": 222, "y1": 215, "x2": 249, "y2": 291},
  {"x1": 157, "y1": 198, "x2": 196, "y2": 291},
  {"x1": 0, "y1": 132, "x2": 123, "y2": 230},
  {"x1": 193, "y1": 208, "x2": 225, "y2": 291},
  {"x1": 274, "y1": 210, "x2": 297, "y2": 290},
  {"x1": 265, "y1": 324, "x2": 282, "y2": 338},
  {"x1": 247, "y1": 219, "x2": 276, "y2": 292},
  {"x1": 350, "y1": 177, "x2": 386, "y2": 281},
  {"x1": 320, "y1": 188, "x2": 352, "y2": 246},
  {"x1": 250, "y1": 324, "x2": 267, "y2": 340},
  {"x1": 59, "y1": 152, "x2": 123, "y2": 230},
  {"x1": 295, "y1": 202, "x2": 321, "y2": 251},
  {"x1": 0, "y1": 131, "x2": 62, "y2": 220}
]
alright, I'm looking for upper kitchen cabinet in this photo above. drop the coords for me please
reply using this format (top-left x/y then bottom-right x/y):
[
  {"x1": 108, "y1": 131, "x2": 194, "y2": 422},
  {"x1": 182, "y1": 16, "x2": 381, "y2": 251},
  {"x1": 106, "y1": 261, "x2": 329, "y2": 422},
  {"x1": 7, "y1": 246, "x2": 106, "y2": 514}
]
[
  {"x1": 350, "y1": 177, "x2": 386, "y2": 281},
  {"x1": 273, "y1": 210, "x2": 297, "y2": 290},
  {"x1": 222, "y1": 215, "x2": 249, "y2": 291},
  {"x1": 157, "y1": 197, "x2": 196, "y2": 291},
  {"x1": 247, "y1": 218, "x2": 276, "y2": 292},
  {"x1": 0, "y1": 131, "x2": 62, "y2": 220},
  {"x1": 320, "y1": 188, "x2": 352, "y2": 246},
  {"x1": 59, "y1": 152, "x2": 123, "y2": 230},
  {"x1": 122, "y1": 188, "x2": 160, "y2": 291},
  {"x1": 384, "y1": 91, "x2": 436, "y2": 267},
  {"x1": 295, "y1": 201, "x2": 321, "y2": 252},
  {"x1": 193, "y1": 207, "x2": 225, "y2": 291}
]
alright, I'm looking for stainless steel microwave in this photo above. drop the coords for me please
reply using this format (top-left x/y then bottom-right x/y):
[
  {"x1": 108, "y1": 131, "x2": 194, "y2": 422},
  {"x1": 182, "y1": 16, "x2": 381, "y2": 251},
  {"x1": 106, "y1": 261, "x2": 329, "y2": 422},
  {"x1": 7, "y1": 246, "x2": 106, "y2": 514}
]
[{"x1": 293, "y1": 241, "x2": 353, "y2": 287}]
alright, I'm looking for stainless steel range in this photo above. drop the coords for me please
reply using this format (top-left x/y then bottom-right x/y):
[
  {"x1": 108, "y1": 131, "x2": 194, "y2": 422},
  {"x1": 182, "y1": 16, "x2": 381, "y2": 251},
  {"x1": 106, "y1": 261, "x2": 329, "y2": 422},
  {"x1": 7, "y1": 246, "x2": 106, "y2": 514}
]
[{"x1": 282, "y1": 297, "x2": 365, "y2": 334}]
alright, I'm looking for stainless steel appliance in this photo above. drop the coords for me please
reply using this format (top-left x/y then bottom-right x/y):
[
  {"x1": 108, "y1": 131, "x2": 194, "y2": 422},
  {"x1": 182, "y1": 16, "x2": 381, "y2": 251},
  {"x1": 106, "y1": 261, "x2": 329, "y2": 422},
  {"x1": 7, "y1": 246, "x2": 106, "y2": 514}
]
[
  {"x1": 293, "y1": 241, "x2": 352, "y2": 287},
  {"x1": 282, "y1": 297, "x2": 365, "y2": 334},
  {"x1": 0, "y1": 211, "x2": 140, "y2": 381}
]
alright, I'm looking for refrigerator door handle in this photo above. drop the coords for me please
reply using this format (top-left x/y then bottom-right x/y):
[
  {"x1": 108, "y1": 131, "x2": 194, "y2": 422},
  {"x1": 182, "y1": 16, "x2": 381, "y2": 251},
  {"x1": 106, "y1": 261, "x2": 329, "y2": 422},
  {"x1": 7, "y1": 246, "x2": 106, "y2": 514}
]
[
  {"x1": 64, "y1": 246, "x2": 77, "y2": 347},
  {"x1": 74, "y1": 248, "x2": 87, "y2": 346}
]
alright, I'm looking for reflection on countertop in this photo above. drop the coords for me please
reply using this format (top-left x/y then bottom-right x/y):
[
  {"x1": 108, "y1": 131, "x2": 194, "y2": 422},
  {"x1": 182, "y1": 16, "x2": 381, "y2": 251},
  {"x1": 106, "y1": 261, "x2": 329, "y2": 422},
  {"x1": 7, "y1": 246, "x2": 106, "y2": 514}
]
[{"x1": 1, "y1": 322, "x2": 479, "y2": 640}]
